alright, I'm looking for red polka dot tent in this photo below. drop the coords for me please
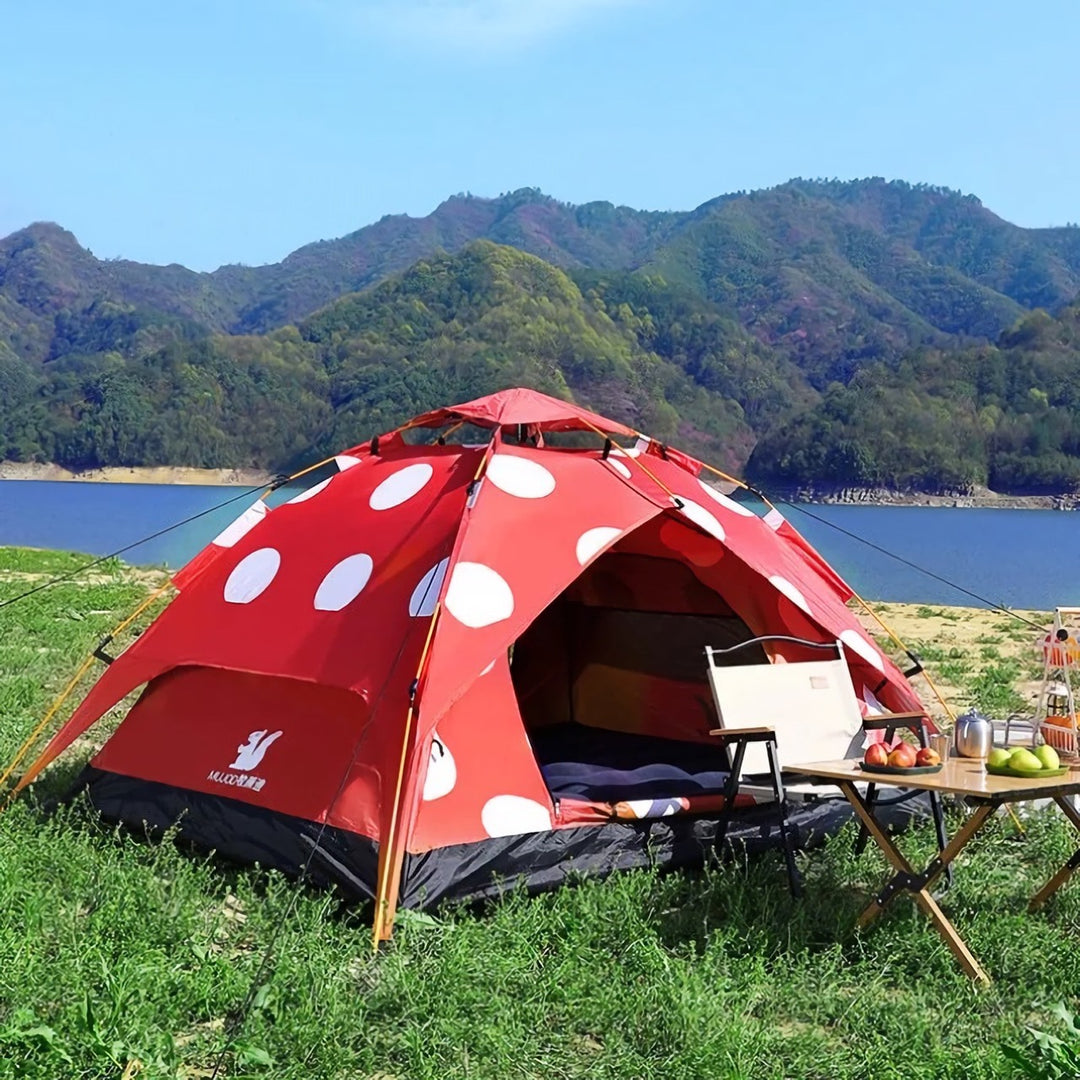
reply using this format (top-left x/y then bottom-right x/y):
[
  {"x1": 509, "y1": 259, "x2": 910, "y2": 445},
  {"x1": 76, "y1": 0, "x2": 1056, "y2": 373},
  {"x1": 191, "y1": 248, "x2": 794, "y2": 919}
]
[{"x1": 21, "y1": 388, "x2": 925, "y2": 940}]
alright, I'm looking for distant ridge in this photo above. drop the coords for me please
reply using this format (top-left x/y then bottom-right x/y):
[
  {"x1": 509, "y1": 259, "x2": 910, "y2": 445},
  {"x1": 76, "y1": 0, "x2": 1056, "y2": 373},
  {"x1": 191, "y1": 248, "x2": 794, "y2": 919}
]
[{"x1": 2, "y1": 178, "x2": 1080, "y2": 493}]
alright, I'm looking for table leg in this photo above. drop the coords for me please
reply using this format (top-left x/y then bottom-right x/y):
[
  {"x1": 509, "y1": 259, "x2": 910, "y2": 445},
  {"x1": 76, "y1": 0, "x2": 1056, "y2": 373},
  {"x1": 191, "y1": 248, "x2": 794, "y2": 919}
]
[
  {"x1": 1029, "y1": 795, "x2": 1080, "y2": 912},
  {"x1": 909, "y1": 887, "x2": 989, "y2": 985},
  {"x1": 836, "y1": 781, "x2": 995, "y2": 985},
  {"x1": 838, "y1": 780, "x2": 918, "y2": 888}
]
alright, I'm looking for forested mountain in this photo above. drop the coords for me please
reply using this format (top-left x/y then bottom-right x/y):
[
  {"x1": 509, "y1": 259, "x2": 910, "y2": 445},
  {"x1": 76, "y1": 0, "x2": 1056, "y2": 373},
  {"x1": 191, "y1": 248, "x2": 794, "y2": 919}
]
[
  {"x1": 746, "y1": 304, "x2": 1080, "y2": 494},
  {"x1": 0, "y1": 244, "x2": 769, "y2": 471},
  {"x1": 3, "y1": 177, "x2": 1080, "y2": 492},
  {"x1": 6, "y1": 179, "x2": 1080, "y2": 354}
]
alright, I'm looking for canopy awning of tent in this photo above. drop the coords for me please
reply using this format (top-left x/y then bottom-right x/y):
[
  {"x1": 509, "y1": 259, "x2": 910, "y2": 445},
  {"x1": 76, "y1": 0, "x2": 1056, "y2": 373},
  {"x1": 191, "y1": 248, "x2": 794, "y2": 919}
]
[{"x1": 407, "y1": 387, "x2": 637, "y2": 437}]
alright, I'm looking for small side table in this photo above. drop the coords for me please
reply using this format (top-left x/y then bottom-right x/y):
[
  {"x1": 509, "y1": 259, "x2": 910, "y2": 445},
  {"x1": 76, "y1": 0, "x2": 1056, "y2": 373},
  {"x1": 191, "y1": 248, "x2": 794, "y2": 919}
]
[{"x1": 784, "y1": 756, "x2": 1080, "y2": 984}]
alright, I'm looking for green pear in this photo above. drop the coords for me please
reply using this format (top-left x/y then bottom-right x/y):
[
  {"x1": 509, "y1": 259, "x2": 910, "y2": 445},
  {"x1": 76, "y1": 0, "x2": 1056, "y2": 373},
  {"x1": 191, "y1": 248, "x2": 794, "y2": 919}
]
[
  {"x1": 1009, "y1": 748, "x2": 1043, "y2": 771},
  {"x1": 987, "y1": 747, "x2": 1012, "y2": 769},
  {"x1": 1035, "y1": 744, "x2": 1060, "y2": 770}
]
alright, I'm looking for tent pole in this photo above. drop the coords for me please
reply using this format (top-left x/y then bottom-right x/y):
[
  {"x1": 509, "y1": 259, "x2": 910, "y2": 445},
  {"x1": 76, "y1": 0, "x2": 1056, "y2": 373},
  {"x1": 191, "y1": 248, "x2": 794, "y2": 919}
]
[
  {"x1": 577, "y1": 419, "x2": 683, "y2": 505},
  {"x1": 372, "y1": 603, "x2": 442, "y2": 948},
  {"x1": 0, "y1": 580, "x2": 174, "y2": 808},
  {"x1": 371, "y1": 439, "x2": 498, "y2": 947},
  {"x1": 848, "y1": 592, "x2": 957, "y2": 725},
  {"x1": 695, "y1": 458, "x2": 755, "y2": 494}
]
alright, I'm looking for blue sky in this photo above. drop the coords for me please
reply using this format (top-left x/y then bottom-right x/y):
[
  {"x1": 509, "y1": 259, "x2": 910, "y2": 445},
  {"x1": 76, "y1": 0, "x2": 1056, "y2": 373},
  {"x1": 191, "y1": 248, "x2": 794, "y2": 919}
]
[{"x1": 2, "y1": 0, "x2": 1076, "y2": 271}]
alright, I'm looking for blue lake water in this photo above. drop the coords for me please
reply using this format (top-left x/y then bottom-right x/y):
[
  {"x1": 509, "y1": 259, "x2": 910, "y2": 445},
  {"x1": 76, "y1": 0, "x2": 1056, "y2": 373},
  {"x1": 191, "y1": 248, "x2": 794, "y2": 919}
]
[{"x1": 1, "y1": 479, "x2": 1077, "y2": 610}]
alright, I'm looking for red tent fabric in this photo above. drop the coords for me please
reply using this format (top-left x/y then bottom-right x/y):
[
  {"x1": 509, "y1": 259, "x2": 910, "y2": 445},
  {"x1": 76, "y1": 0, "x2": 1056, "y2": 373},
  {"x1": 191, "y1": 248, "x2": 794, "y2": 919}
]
[
  {"x1": 407, "y1": 387, "x2": 637, "y2": 436},
  {"x1": 22, "y1": 388, "x2": 927, "y2": 938}
]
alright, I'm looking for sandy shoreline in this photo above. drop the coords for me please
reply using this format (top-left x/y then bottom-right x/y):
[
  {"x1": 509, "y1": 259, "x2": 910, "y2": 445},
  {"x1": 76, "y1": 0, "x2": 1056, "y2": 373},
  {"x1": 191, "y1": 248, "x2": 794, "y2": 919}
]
[
  {"x1": 855, "y1": 600, "x2": 1047, "y2": 728},
  {"x1": 2, "y1": 462, "x2": 1077, "y2": 508},
  {"x1": 0, "y1": 462, "x2": 273, "y2": 486}
]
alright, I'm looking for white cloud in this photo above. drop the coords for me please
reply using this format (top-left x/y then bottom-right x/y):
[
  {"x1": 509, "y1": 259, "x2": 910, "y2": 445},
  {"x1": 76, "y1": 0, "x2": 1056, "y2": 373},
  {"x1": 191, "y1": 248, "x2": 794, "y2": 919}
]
[{"x1": 311, "y1": 0, "x2": 645, "y2": 52}]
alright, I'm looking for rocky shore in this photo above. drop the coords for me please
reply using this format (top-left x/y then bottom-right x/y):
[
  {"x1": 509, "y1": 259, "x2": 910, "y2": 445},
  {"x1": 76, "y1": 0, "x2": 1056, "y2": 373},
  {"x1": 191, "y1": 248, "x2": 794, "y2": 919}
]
[
  {"x1": 764, "y1": 483, "x2": 1080, "y2": 511},
  {"x1": 4, "y1": 461, "x2": 1080, "y2": 508}
]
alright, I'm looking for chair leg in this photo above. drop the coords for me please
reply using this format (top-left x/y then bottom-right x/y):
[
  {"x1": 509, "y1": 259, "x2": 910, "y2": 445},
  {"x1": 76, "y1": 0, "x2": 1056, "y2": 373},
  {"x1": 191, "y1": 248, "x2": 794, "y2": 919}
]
[
  {"x1": 766, "y1": 741, "x2": 801, "y2": 897},
  {"x1": 715, "y1": 739, "x2": 747, "y2": 863}
]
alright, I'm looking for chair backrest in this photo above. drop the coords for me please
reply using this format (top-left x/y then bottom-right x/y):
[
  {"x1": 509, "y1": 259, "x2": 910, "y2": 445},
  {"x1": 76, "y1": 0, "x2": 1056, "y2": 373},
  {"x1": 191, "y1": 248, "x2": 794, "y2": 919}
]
[{"x1": 705, "y1": 637, "x2": 864, "y2": 776}]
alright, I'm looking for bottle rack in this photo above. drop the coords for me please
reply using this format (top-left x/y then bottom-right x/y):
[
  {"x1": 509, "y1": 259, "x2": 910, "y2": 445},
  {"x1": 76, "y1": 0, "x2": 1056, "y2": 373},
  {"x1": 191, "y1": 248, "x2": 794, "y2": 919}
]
[{"x1": 1036, "y1": 606, "x2": 1080, "y2": 760}]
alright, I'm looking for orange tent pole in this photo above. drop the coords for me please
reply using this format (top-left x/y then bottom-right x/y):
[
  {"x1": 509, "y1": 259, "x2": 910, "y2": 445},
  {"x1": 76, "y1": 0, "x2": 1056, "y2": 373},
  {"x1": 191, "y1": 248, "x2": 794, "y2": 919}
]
[
  {"x1": 1, "y1": 580, "x2": 174, "y2": 808},
  {"x1": 370, "y1": 440, "x2": 496, "y2": 947},
  {"x1": 371, "y1": 603, "x2": 441, "y2": 947}
]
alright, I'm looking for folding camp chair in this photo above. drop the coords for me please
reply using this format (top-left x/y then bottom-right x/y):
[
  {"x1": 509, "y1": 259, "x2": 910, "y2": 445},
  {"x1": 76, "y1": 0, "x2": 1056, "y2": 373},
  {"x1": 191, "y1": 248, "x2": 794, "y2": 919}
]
[{"x1": 704, "y1": 635, "x2": 947, "y2": 896}]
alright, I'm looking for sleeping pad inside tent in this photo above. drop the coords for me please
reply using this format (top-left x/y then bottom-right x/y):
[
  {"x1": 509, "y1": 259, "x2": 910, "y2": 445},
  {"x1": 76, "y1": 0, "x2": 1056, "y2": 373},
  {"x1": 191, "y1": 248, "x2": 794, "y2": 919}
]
[{"x1": 18, "y1": 388, "x2": 929, "y2": 940}]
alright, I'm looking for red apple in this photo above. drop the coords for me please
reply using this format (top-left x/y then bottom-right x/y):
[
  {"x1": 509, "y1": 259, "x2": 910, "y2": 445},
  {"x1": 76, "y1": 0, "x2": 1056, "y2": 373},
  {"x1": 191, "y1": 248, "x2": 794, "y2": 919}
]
[
  {"x1": 888, "y1": 743, "x2": 918, "y2": 769},
  {"x1": 864, "y1": 743, "x2": 889, "y2": 767},
  {"x1": 915, "y1": 747, "x2": 941, "y2": 767}
]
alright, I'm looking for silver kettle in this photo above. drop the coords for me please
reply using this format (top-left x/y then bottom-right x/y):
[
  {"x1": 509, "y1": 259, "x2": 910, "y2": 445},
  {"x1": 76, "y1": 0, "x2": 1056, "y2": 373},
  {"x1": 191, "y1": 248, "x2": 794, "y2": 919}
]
[{"x1": 954, "y1": 710, "x2": 993, "y2": 759}]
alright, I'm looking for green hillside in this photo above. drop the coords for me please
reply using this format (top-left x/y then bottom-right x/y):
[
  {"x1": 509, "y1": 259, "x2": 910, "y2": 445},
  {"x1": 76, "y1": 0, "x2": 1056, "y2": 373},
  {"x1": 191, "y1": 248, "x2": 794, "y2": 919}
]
[
  {"x1": 3, "y1": 178, "x2": 1080, "y2": 491},
  {"x1": 0, "y1": 243, "x2": 755, "y2": 471},
  {"x1": 5, "y1": 179, "x2": 1080, "y2": 363},
  {"x1": 746, "y1": 304, "x2": 1080, "y2": 494}
]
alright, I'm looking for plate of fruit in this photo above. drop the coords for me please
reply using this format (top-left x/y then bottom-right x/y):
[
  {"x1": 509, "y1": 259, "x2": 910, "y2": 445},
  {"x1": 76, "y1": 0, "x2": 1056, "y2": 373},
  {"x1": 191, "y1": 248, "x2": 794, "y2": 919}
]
[
  {"x1": 859, "y1": 742, "x2": 943, "y2": 774},
  {"x1": 985, "y1": 744, "x2": 1067, "y2": 778}
]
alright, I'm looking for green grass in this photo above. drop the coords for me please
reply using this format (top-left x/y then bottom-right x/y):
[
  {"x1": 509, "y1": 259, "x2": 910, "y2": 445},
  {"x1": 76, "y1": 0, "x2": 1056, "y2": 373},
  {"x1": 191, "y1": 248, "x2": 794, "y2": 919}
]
[
  {"x1": 915, "y1": 606, "x2": 945, "y2": 620},
  {"x1": 901, "y1": 632, "x2": 1035, "y2": 718},
  {"x1": 1, "y1": 548, "x2": 1079, "y2": 1078}
]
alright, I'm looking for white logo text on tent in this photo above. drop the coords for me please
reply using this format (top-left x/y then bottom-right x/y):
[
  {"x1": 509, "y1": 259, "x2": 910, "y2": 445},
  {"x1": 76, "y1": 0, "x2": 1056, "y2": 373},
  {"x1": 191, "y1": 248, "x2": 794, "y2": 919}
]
[{"x1": 207, "y1": 729, "x2": 283, "y2": 792}]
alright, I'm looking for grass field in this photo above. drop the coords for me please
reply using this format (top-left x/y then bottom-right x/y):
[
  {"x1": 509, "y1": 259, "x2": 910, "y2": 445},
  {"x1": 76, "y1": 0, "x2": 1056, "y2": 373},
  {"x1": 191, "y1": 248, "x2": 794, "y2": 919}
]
[{"x1": 1, "y1": 547, "x2": 1079, "y2": 1079}]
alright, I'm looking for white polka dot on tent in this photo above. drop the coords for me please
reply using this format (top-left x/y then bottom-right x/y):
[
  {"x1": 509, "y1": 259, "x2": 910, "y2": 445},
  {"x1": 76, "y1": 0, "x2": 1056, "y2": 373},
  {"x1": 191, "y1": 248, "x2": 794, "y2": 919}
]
[
  {"x1": 445, "y1": 562, "x2": 514, "y2": 628},
  {"x1": 485, "y1": 455, "x2": 556, "y2": 499},
  {"x1": 575, "y1": 526, "x2": 622, "y2": 566},
  {"x1": 422, "y1": 734, "x2": 456, "y2": 801},
  {"x1": 409, "y1": 558, "x2": 449, "y2": 618},
  {"x1": 224, "y1": 548, "x2": 281, "y2": 604},
  {"x1": 698, "y1": 479, "x2": 756, "y2": 517},
  {"x1": 841, "y1": 628, "x2": 886, "y2": 672},
  {"x1": 212, "y1": 501, "x2": 267, "y2": 548},
  {"x1": 286, "y1": 477, "x2": 332, "y2": 505},
  {"x1": 763, "y1": 508, "x2": 785, "y2": 530},
  {"x1": 604, "y1": 457, "x2": 632, "y2": 479},
  {"x1": 769, "y1": 574, "x2": 812, "y2": 615},
  {"x1": 676, "y1": 498, "x2": 726, "y2": 542},
  {"x1": 479, "y1": 659, "x2": 497, "y2": 676},
  {"x1": 481, "y1": 794, "x2": 552, "y2": 837},
  {"x1": 369, "y1": 463, "x2": 434, "y2": 510},
  {"x1": 335, "y1": 454, "x2": 362, "y2": 471},
  {"x1": 314, "y1": 553, "x2": 374, "y2": 611}
]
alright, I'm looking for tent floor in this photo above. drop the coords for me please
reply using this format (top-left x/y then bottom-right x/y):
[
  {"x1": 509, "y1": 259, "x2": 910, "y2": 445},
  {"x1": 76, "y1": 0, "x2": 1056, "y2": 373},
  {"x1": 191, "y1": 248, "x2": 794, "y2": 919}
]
[{"x1": 71, "y1": 765, "x2": 931, "y2": 910}]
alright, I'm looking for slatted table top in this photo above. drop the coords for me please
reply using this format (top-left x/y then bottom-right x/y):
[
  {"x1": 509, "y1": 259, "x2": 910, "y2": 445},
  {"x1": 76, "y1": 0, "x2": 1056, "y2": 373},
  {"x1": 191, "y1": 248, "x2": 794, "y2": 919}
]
[{"x1": 784, "y1": 755, "x2": 1080, "y2": 801}]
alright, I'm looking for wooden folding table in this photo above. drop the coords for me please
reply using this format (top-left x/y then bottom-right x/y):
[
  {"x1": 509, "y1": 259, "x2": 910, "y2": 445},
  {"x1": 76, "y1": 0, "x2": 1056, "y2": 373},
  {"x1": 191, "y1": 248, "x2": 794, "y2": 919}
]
[{"x1": 786, "y1": 756, "x2": 1080, "y2": 984}]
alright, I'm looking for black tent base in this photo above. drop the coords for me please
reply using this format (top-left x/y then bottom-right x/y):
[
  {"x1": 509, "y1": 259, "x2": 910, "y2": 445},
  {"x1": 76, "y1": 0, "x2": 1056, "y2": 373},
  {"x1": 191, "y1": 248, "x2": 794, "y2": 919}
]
[{"x1": 73, "y1": 767, "x2": 929, "y2": 911}]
